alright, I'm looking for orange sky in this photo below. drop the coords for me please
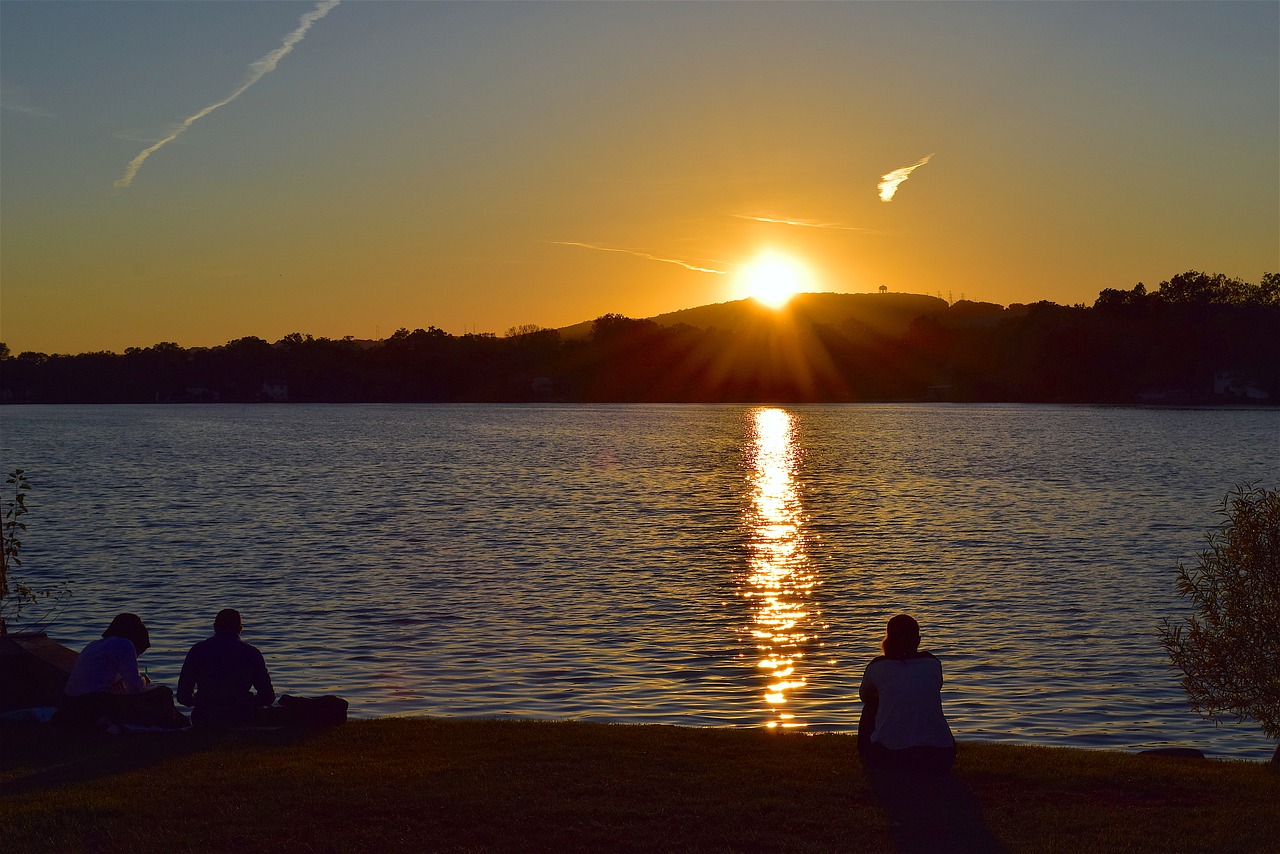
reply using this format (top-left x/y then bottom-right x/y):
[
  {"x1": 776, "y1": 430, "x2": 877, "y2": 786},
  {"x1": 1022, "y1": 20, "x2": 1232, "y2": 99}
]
[{"x1": 2, "y1": 1, "x2": 1276, "y2": 354}]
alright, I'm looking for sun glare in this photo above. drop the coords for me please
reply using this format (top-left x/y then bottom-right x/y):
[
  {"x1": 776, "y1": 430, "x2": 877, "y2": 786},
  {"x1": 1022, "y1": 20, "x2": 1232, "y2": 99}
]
[{"x1": 740, "y1": 251, "x2": 811, "y2": 309}]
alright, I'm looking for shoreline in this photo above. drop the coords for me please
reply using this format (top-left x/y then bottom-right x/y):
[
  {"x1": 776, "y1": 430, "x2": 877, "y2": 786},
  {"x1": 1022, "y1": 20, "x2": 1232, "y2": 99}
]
[{"x1": 9, "y1": 631, "x2": 1272, "y2": 765}]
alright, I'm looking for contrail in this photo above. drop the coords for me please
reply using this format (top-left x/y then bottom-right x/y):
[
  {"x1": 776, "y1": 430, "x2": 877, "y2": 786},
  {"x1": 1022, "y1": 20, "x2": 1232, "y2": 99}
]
[
  {"x1": 734, "y1": 214, "x2": 876, "y2": 232},
  {"x1": 553, "y1": 242, "x2": 729, "y2": 275},
  {"x1": 114, "y1": 0, "x2": 340, "y2": 190},
  {"x1": 877, "y1": 153, "x2": 933, "y2": 202}
]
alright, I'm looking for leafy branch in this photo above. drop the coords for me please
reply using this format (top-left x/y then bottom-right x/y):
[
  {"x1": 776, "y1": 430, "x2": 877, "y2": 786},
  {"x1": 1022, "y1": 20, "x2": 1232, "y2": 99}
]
[
  {"x1": 1, "y1": 469, "x2": 69, "y2": 635},
  {"x1": 1159, "y1": 483, "x2": 1280, "y2": 764}
]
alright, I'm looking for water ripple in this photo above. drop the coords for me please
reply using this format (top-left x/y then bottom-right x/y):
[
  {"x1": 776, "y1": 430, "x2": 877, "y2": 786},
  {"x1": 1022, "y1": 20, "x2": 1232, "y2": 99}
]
[{"x1": 1, "y1": 403, "x2": 1276, "y2": 760}]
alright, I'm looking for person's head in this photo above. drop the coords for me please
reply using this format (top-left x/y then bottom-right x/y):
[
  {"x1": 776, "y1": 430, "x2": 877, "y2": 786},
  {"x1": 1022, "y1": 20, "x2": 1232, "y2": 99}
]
[
  {"x1": 103, "y1": 612, "x2": 151, "y2": 655},
  {"x1": 881, "y1": 614, "x2": 921, "y2": 659},
  {"x1": 214, "y1": 608, "x2": 243, "y2": 635}
]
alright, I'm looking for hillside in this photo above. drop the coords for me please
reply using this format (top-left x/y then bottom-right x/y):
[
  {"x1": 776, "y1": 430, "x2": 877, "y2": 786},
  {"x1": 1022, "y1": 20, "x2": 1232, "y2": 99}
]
[
  {"x1": 558, "y1": 291, "x2": 951, "y2": 339},
  {"x1": 3, "y1": 272, "x2": 1274, "y2": 405}
]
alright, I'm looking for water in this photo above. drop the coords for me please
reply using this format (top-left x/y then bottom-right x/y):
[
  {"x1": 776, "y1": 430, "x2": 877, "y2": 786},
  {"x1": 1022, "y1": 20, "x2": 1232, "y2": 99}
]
[{"x1": 1, "y1": 403, "x2": 1276, "y2": 760}]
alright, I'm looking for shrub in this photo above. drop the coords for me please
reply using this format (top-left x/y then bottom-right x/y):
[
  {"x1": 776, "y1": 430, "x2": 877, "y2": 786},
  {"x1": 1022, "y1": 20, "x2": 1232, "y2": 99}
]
[{"x1": 1160, "y1": 484, "x2": 1280, "y2": 764}]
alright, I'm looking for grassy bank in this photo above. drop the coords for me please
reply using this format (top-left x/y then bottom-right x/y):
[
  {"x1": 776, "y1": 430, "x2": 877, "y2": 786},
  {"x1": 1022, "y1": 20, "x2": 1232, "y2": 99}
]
[{"x1": 1, "y1": 718, "x2": 1276, "y2": 853}]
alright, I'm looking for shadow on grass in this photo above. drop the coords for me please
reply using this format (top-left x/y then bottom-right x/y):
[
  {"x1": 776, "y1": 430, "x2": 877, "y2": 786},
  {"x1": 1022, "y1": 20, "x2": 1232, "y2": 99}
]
[
  {"x1": 0, "y1": 723, "x2": 321, "y2": 797},
  {"x1": 867, "y1": 767, "x2": 1006, "y2": 853}
]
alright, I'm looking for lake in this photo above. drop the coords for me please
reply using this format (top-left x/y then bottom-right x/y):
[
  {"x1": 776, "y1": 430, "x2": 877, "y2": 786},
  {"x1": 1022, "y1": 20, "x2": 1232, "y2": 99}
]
[{"x1": 1, "y1": 403, "x2": 1276, "y2": 760}]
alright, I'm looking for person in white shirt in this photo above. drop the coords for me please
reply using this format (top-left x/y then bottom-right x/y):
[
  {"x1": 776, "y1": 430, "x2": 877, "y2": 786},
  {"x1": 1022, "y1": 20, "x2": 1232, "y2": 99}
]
[
  {"x1": 58, "y1": 613, "x2": 186, "y2": 732},
  {"x1": 857, "y1": 614, "x2": 956, "y2": 774}
]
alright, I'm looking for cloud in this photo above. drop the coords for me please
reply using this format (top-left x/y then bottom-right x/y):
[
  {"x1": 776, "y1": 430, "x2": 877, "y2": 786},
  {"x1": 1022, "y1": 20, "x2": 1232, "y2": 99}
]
[
  {"x1": 733, "y1": 214, "x2": 877, "y2": 233},
  {"x1": 553, "y1": 242, "x2": 729, "y2": 275},
  {"x1": 114, "y1": 0, "x2": 340, "y2": 190},
  {"x1": 0, "y1": 82, "x2": 54, "y2": 117},
  {"x1": 878, "y1": 153, "x2": 933, "y2": 202},
  {"x1": 1, "y1": 102, "x2": 54, "y2": 118}
]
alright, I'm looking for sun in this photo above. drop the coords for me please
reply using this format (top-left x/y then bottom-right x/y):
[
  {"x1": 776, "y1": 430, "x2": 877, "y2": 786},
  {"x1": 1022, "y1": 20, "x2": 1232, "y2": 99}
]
[{"x1": 739, "y1": 251, "x2": 812, "y2": 309}]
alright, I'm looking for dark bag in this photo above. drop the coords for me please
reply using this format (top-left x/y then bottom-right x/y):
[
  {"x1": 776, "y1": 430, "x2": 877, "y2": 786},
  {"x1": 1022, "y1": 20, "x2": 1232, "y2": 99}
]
[
  {"x1": 122, "y1": 684, "x2": 190, "y2": 729},
  {"x1": 278, "y1": 694, "x2": 348, "y2": 727},
  {"x1": 56, "y1": 684, "x2": 189, "y2": 730}
]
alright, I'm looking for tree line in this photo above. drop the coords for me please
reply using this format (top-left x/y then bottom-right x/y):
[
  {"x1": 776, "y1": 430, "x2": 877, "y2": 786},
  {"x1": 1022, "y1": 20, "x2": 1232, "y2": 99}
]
[{"x1": 2, "y1": 271, "x2": 1276, "y2": 405}]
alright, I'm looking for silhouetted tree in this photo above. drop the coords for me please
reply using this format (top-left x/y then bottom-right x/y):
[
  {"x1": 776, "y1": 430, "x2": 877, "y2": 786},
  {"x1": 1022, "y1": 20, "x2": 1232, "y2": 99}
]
[
  {"x1": 1093, "y1": 282, "x2": 1148, "y2": 311},
  {"x1": 504, "y1": 324, "x2": 545, "y2": 338},
  {"x1": 1, "y1": 271, "x2": 1276, "y2": 405},
  {"x1": 1160, "y1": 485, "x2": 1280, "y2": 764},
  {"x1": 1259, "y1": 272, "x2": 1280, "y2": 306},
  {"x1": 1154, "y1": 271, "x2": 1253, "y2": 306}
]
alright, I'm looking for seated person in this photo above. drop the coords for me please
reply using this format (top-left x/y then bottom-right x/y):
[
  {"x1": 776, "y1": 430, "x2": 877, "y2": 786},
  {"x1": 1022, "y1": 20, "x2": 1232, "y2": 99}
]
[
  {"x1": 858, "y1": 614, "x2": 957, "y2": 775},
  {"x1": 58, "y1": 613, "x2": 184, "y2": 731},
  {"x1": 177, "y1": 608, "x2": 275, "y2": 728}
]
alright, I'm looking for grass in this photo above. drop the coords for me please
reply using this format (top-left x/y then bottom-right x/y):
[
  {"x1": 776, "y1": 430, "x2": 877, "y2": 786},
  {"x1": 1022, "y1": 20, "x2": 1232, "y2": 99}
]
[{"x1": 1, "y1": 718, "x2": 1276, "y2": 853}]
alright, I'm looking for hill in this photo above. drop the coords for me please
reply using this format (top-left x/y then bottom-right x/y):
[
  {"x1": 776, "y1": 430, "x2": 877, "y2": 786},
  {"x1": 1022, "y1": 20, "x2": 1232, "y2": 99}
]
[
  {"x1": 559, "y1": 291, "x2": 951, "y2": 339},
  {"x1": 3, "y1": 272, "x2": 1274, "y2": 405}
]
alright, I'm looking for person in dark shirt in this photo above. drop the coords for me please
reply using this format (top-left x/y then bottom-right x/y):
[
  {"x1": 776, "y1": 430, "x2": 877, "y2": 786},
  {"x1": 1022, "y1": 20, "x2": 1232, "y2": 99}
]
[{"x1": 177, "y1": 608, "x2": 275, "y2": 728}]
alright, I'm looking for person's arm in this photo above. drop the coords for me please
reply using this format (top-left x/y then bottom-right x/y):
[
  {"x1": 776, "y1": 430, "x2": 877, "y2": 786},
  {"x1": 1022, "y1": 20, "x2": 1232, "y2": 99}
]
[
  {"x1": 111, "y1": 639, "x2": 147, "y2": 694},
  {"x1": 858, "y1": 675, "x2": 877, "y2": 705},
  {"x1": 176, "y1": 647, "x2": 198, "y2": 707},
  {"x1": 251, "y1": 649, "x2": 275, "y2": 707},
  {"x1": 857, "y1": 666, "x2": 879, "y2": 752}
]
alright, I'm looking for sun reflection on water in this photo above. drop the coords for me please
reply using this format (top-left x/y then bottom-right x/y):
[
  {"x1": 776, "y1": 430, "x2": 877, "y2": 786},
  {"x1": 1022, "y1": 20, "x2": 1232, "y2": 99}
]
[{"x1": 742, "y1": 407, "x2": 817, "y2": 729}]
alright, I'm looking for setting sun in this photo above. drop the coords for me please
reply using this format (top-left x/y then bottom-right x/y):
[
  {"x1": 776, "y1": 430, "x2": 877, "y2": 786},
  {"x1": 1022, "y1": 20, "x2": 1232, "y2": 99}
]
[{"x1": 739, "y1": 251, "x2": 813, "y2": 309}]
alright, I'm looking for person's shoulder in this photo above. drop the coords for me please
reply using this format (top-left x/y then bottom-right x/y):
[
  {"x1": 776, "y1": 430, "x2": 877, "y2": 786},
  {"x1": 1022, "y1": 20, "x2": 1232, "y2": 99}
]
[
  {"x1": 102, "y1": 636, "x2": 134, "y2": 653},
  {"x1": 872, "y1": 652, "x2": 940, "y2": 666},
  {"x1": 187, "y1": 634, "x2": 225, "y2": 653},
  {"x1": 910, "y1": 651, "x2": 943, "y2": 671}
]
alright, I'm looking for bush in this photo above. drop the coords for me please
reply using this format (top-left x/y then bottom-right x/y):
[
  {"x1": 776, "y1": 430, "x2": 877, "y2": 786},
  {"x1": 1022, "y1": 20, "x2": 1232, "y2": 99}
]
[
  {"x1": 1160, "y1": 484, "x2": 1280, "y2": 763},
  {"x1": 1, "y1": 469, "x2": 68, "y2": 635}
]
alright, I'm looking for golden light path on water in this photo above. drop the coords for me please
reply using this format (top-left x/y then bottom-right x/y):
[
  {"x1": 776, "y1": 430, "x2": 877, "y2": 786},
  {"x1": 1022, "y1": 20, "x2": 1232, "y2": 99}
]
[{"x1": 742, "y1": 408, "x2": 817, "y2": 730}]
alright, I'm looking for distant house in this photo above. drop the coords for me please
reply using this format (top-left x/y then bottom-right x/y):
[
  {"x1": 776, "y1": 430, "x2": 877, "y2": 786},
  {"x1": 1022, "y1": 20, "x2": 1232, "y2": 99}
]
[
  {"x1": 1213, "y1": 371, "x2": 1269, "y2": 401},
  {"x1": 530, "y1": 376, "x2": 569, "y2": 401},
  {"x1": 260, "y1": 382, "x2": 289, "y2": 402}
]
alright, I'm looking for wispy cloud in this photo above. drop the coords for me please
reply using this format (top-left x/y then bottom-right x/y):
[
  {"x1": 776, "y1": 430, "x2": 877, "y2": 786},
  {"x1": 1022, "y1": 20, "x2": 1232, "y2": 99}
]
[
  {"x1": 878, "y1": 153, "x2": 933, "y2": 202},
  {"x1": 734, "y1": 214, "x2": 877, "y2": 233},
  {"x1": 1, "y1": 102, "x2": 54, "y2": 117},
  {"x1": 553, "y1": 242, "x2": 729, "y2": 275},
  {"x1": 1, "y1": 82, "x2": 54, "y2": 117},
  {"x1": 114, "y1": 0, "x2": 340, "y2": 190}
]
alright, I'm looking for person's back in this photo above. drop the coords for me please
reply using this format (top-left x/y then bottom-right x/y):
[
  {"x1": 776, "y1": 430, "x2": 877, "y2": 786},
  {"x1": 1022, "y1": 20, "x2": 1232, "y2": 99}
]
[
  {"x1": 861, "y1": 652, "x2": 953, "y2": 750},
  {"x1": 858, "y1": 614, "x2": 956, "y2": 774},
  {"x1": 64, "y1": 634, "x2": 146, "y2": 698},
  {"x1": 177, "y1": 609, "x2": 274, "y2": 728},
  {"x1": 57, "y1": 612, "x2": 182, "y2": 731}
]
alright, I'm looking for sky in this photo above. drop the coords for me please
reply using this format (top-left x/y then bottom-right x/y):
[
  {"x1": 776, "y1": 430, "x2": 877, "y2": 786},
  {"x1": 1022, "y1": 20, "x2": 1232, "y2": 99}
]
[{"x1": 1, "y1": 1, "x2": 1276, "y2": 355}]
